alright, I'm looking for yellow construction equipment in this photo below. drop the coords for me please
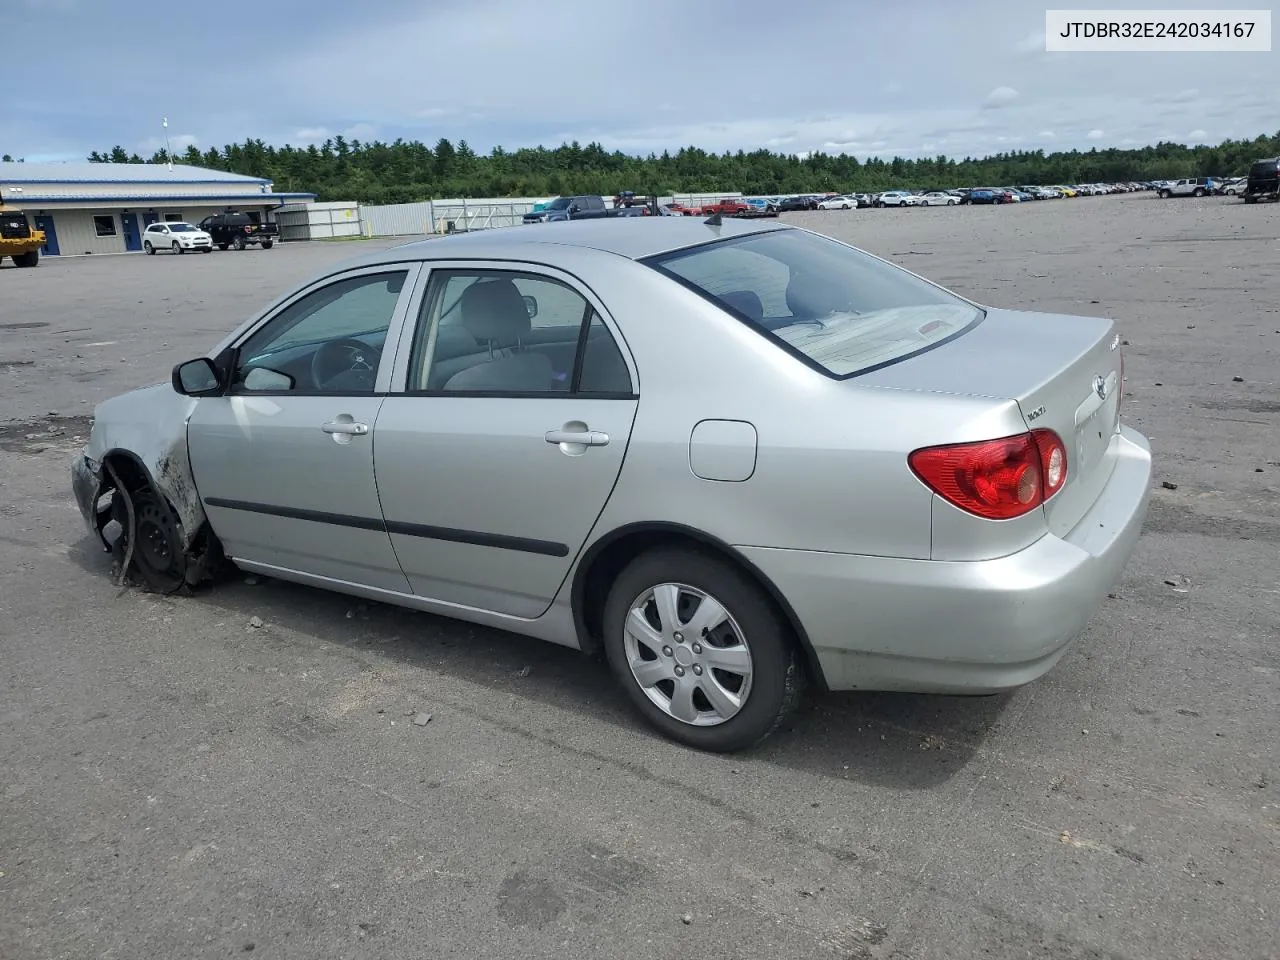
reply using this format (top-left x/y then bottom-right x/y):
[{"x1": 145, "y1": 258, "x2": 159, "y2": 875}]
[{"x1": 0, "y1": 199, "x2": 45, "y2": 267}]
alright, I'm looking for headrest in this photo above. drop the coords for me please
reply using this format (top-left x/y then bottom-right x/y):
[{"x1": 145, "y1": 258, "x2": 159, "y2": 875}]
[
  {"x1": 719, "y1": 289, "x2": 764, "y2": 321},
  {"x1": 460, "y1": 279, "x2": 531, "y2": 344},
  {"x1": 785, "y1": 272, "x2": 854, "y2": 319}
]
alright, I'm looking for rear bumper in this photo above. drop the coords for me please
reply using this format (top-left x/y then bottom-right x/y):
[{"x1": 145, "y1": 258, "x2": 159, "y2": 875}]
[{"x1": 741, "y1": 426, "x2": 1153, "y2": 694}]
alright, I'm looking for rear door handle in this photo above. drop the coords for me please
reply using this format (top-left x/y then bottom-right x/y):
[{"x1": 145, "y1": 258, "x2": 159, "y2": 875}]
[
  {"x1": 322, "y1": 420, "x2": 368, "y2": 436},
  {"x1": 545, "y1": 429, "x2": 609, "y2": 447}
]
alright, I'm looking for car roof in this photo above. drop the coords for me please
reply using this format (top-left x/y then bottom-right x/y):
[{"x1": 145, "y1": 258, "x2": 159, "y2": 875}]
[{"x1": 343, "y1": 216, "x2": 794, "y2": 270}]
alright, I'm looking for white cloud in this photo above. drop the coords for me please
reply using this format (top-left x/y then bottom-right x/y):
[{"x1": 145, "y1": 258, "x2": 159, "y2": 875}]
[
  {"x1": 1087, "y1": 129, "x2": 1104, "y2": 139},
  {"x1": 983, "y1": 86, "x2": 1020, "y2": 109},
  {"x1": 1166, "y1": 88, "x2": 1201, "y2": 104},
  {"x1": 343, "y1": 122, "x2": 379, "y2": 141},
  {"x1": 883, "y1": 81, "x2": 903, "y2": 95},
  {"x1": 1038, "y1": 130, "x2": 1055, "y2": 138},
  {"x1": 138, "y1": 133, "x2": 198, "y2": 155},
  {"x1": 1188, "y1": 129, "x2": 1208, "y2": 140},
  {"x1": 1015, "y1": 31, "x2": 1046, "y2": 53}
]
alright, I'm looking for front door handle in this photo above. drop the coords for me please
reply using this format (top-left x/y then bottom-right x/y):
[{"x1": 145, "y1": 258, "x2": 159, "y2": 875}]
[
  {"x1": 322, "y1": 420, "x2": 369, "y2": 436},
  {"x1": 545, "y1": 429, "x2": 609, "y2": 447}
]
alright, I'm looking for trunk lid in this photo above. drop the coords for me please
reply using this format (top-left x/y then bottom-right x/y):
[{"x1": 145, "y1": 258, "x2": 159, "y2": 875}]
[{"x1": 855, "y1": 306, "x2": 1124, "y2": 537}]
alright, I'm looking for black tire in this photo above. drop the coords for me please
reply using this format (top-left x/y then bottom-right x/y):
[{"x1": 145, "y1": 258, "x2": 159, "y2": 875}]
[
  {"x1": 111, "y1": 482, "x2": 187, "y2": 593},
  {"x1": 233, "y1": 235, "x2": 246, "y2": 250},
  {"x1": 172, "y1": 241, "x2": 183, "y2": 255},
  {"x1": 12, "y1": 249, "x2": 39, "y2": 267},
  {"x1": 1245, "y1": 194, "x2": 1257, "y2": 203},
  {"x1": 201, "y1": 247, "x2": 212, "y2": 253},
  {"x1": 602, "y1": 547, "x2": 806, "y2": 752},
  {"x1": 1159, "y1": 190, "x2": 1170, "y2": 199},
  {"x1": 1193, "y1": 188, "x2": 1205, "y2": 197},
  {"x1": 144, "y1": 241, "x2": 155, "y2": 255},
  {"x1": 218, "y1": 243, "x2": 229, "y2": 250},
  {"x1": 261, "y1": 239, "x2": 274, "y2": 249}
]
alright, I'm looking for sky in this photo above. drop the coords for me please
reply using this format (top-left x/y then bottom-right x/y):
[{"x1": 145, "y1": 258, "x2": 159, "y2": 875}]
[{"x1": 3, "y1": 0, "x2": 1275, "y2": 163}]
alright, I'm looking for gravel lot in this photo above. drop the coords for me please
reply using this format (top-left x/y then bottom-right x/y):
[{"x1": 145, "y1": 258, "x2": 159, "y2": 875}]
[{"x1": 2, "y1": 193, "x2": 1277, "y2": 959}]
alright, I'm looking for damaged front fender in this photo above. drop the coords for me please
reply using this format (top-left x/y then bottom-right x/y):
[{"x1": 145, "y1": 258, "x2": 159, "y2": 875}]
[{"x1": 77, "y1": 382, "x2": 206, "y2": 550}]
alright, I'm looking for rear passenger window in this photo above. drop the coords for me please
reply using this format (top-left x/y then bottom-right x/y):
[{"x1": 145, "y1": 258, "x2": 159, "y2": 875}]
[
  {"x1": 406, "y1": 269, "x2": 632, "y2": 396},
  {"x1": 577, "y1": 313, "x2": 632, "y2": 394}
]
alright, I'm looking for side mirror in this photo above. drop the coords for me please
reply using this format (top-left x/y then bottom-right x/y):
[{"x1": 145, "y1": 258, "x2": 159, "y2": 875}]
[
  {"x1": 522, "y1": 295, "x2": 539, "y2": 319},
  {"x1": 172, "y1": 357, "x2": 222, "y2": 397}
]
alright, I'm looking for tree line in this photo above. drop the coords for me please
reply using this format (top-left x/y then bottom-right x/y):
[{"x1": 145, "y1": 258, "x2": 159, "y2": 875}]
[{"x1": 48, "y1": 129, "x2": 1280, "y2": 203}]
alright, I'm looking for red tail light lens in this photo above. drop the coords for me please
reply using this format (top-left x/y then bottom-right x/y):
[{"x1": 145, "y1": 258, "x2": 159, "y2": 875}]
[{"x1": 909, "y1": 429, "x2": 1068, "y2": 520}]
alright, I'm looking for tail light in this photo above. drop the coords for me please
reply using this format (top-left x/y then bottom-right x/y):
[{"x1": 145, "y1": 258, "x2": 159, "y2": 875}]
[{"x1": 908, "y1": 429, "x2": 1068, "y2": 520}]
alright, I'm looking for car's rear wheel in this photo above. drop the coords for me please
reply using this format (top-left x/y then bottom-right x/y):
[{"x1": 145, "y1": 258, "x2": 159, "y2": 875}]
[
  {"x1": 233, "y1": 236, "x2": 246, "y2": 250},
  {"x1": 261, "y1": 240, "x2": 274, "y2": 249},
  {"x1": 1194, "y1": 188, "x2": 1205, "y2": 197},
  {"x1": 218, "y1": 243, "x2": 229, "y2": 250},
  {"x1": 144, "y1": 241, "x2": 155, "y2": 255},
  {"x1": 602, "y1": 548, "x2": 805, "y2": 752}
]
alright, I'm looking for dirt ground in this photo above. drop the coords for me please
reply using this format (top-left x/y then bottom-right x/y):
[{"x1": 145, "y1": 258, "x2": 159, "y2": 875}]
[{"x1": 1, "y1": 193, "x2": 1277, "y2": 959}]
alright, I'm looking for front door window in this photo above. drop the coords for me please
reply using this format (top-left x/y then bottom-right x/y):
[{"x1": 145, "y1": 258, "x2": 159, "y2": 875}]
[{"x1": 232, "y1": 270, "x2": 410, "y2": 395}]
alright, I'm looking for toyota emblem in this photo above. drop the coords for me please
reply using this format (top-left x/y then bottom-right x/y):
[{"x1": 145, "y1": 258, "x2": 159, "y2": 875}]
[{"x1": 1093, "y1": 374, "x2": 1108, "y2": 400}]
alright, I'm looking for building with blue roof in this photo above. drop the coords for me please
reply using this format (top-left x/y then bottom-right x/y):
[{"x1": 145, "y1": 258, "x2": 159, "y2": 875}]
[{"x1": 0, "y1": 161, "x2": 316, "y2": 256}]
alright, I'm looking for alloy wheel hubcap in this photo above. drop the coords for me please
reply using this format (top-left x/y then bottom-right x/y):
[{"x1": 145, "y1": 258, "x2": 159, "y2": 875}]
[{"x1": 623, "y1": 582, "x2": 753, "y2": 727}]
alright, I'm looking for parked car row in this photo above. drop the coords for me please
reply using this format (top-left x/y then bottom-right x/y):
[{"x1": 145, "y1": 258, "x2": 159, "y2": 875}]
[
  {"x1": 142, "y1": 213, "x2": 279, "y2": 254},
  {"x1": 755, "y1": 182, "x2": 1155, "y2": 211},
  {"x1": 519, "y1": 168, "x2": 1275, "y2": 230}
]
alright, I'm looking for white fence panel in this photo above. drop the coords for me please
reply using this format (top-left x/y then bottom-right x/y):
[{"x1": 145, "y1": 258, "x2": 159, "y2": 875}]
[{"x1": 360, "y1": 201, "x2": 436, "y2": 238}]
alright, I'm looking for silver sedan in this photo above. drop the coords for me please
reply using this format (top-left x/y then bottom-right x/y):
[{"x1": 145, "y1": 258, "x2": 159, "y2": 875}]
[{"x1": 71, "y1": 216, "x2": 1152, "y2": 752}]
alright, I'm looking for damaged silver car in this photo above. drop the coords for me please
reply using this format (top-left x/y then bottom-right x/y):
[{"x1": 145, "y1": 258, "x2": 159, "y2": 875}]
[{"x1": 72, "y1": 217, "x2": 1152, "y2": 752}]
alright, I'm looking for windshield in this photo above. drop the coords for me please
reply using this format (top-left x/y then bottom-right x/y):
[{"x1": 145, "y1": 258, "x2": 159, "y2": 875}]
[
  {"x1": 168, "y1": 223, "x2": 197, "y2": 232},
  {"x1": 545, "y1": 198, "x2": 571, "y2": 210},
  {"x1": 646, "y1": 228, "x2": 984, "y2": 378}
]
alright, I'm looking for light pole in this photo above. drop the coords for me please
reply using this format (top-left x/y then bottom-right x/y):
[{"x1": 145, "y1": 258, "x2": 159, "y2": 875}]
[{"x1": 162, "y1": 117, "x2": 173, "y2": 170}]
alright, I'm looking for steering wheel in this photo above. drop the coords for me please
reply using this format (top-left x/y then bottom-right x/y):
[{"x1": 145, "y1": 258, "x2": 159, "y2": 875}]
[{"x1": 310, "y1": 337, "x2": 382, "y2": 391}]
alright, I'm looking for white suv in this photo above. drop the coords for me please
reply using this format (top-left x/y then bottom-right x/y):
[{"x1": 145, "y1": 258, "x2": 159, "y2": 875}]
[
  {"x1": 875, "y1": 191, "x2": 922, "y2": 207},
  {"x1": 143, "y1": 221, "x2": 214, "y2": 255}
]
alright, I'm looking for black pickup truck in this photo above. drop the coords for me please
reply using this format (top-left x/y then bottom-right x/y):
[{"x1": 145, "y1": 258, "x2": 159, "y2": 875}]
[
  {"x1": 197, "y1": 212, "x2": 279, "y2": 250},
  {"x1": 522, "y1": 195, "x2": 609, "y2": 224},
  {"x1": 522, "y1": 193, "x2": 675, "y2": 224}
]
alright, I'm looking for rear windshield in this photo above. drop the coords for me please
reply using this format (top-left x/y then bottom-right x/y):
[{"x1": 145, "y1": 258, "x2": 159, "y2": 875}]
[
  {"x1": 646, "y1": 228, "x2": 983, "y2": 378},
  {"x1": 1250, "y1": 160, "x2": 1279, "y2": 176}
]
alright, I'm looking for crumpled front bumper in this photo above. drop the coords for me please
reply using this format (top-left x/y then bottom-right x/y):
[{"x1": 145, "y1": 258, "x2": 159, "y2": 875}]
[{"x1": 71, "y1": 452, "x2": 110, "y2": 547}]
